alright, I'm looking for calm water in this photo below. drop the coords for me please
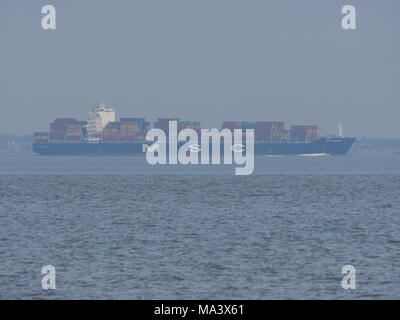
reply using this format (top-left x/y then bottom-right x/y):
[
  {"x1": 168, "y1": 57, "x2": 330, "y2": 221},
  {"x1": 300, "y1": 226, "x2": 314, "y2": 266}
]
[{"x1": 1, "y1": 150, "x2": 400, "y2": 299}]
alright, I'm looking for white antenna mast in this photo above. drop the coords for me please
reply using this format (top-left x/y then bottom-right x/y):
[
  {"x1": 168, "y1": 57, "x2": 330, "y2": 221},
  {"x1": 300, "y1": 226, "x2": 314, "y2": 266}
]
[{"x1": 338, "y1": 123, "x2": 344, "y2": 138}]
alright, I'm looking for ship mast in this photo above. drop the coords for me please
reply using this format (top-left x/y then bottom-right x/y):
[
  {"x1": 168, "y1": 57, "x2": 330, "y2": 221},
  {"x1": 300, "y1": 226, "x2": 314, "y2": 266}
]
[{"x1": 338, "y1": 123, "x2": 344, "y2": 138}]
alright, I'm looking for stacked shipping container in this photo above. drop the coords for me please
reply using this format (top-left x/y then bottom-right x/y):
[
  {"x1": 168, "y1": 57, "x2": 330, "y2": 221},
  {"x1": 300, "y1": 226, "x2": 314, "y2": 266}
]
[
  {"x1": 255, "y1": 121, "x2": 285, "y2": 141},
  {"x1": 97, "y1": 118, "x2": 152, "y2": 141},
  {"x1": 136, "y1": 121, "x2": 150, "y2": 140},
  {"x1": 103, "y1": 122, "x2": 120, "y2": 141},
  {"x1": 222, "y1": 121, "x2": 256, "y2": 137},
  {"x1": 120, "y1": 117, "x2": 150, "y2": 140},
  {"x1": 50, "y1": 118, "x2": 76, "y2": 141},
  {"x1": 120, "y1": 120, "x2": 139, "y2": 141},
  {"x1": 177, "y1": 121, "x2": 201, "y2": 136},
  {"x1": 37, "y1": 114, "x2": 320, "y2": 144},
  {"x1": 66, "y1": 121, "x2": 86, "y2": 142},
  {"x1": 154, "y1": 118, "x2": 179, "y2": 137},
  {"x1": 33, "y1": 132, "x2": 49, "y2": 142},
  {"x1": 290, "y1": 125, "x2": 319, "y2": 142},
  {"x1": 222, "y1": 121, "x2": 244, "y2": 130},
  {"x1": 221, "y1": 121, "x2": 317, "y2": 142}
]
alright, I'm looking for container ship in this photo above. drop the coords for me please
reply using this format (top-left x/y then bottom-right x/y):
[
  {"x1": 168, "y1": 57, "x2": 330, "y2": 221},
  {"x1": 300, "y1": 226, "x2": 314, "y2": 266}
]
[{"x1": 33, "y1": 104, "x2": 355, "y2": 156}]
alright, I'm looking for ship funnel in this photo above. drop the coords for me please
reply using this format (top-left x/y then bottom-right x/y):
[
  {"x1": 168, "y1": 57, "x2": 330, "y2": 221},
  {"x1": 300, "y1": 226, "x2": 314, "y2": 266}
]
[{"x1": 338, "y1": 123, "x2": 344, "y2": 138}]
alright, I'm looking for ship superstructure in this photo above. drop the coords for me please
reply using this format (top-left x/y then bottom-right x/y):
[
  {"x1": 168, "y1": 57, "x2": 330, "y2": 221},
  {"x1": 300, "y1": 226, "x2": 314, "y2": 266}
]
[{"x1": 86, "y1": 103, "x2": 116, "y2": 142}]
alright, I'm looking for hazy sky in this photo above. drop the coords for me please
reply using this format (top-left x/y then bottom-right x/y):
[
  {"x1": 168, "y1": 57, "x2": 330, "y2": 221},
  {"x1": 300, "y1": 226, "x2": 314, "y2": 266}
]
[{"x1": 0, "y1": 0, "x2": 399, "y2": 137}]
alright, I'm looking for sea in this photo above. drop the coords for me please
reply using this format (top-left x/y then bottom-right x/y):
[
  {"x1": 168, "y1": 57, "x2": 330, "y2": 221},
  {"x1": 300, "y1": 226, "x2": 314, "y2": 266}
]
[{"x1": 1, "y1": 149, "x2": 400, "y2": 299}]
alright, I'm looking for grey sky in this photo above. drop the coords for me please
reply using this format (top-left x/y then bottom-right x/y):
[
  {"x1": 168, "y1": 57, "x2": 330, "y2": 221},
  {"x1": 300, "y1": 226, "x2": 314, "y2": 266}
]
[{"x1": 0, "y1": 0, "x2": 399, "y2": 137}]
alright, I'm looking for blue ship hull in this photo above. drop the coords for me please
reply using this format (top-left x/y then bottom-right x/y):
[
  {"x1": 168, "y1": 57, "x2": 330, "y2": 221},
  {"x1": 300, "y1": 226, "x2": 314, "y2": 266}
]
[{"x1": 33, "y1": 137, "x2": 356, "y2": 156}]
